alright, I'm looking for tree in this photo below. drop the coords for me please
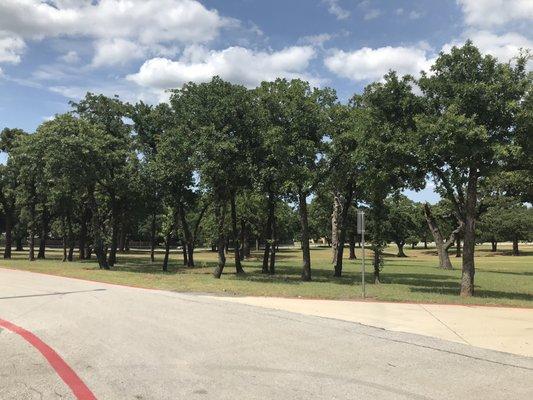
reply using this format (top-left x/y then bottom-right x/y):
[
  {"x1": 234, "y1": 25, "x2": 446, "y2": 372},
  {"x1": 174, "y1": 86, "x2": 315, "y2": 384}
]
[
  {"x1": 423, "y1": 202, "x2": 462, "y2": 269},
  {"x1": 37, "y1": 114, "x2": 90, "y2": 262},
  {"x1": 71, "y1": 93, "x2": 134, "y2": 268},
  {"x1": 384, "y1": 194, "x2": 419, "y2": 257},
  {"x1": 417, "y1": 41, "x2": 530, "y2": 296},
  {"x1": 0, "y1": 128, "x2": 27, "y2": 259},
  {"x1": 257, "y1": 79, "x2": 335, "y2": 281},
  {"x1": 171, "y1": 77, "x2": 257, "y2": 278},
  {"x1": 353, "y1": 72, "x2": 425, "y2": 282},
  {"x1": 327, "y1": 104, "x2": 360, "y2": 276},
  {"x1": 131, "y1": 102, "x2": 173, "y2": 262},
  {"x1": 151, "y1": 126, "x2": 196, "y2": 270},
  {"x1": 10, "y1": 132, "x2": 49, "y2": 261},
  {"x1": 479, "y1": 197, "x2": 533, "y2": 255}
]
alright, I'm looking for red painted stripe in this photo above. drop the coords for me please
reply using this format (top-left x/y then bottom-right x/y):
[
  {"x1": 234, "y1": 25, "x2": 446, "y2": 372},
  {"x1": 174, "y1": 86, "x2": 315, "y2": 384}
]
[{"x1": 0, "y1": 318, "x2": 96, "y2": 400}]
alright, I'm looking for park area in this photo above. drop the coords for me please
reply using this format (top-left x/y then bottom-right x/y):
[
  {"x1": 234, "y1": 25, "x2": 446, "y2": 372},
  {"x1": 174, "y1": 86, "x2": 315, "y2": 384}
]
[{"x1": 1, "y1": 243, "x2": 531, "y2": 307}]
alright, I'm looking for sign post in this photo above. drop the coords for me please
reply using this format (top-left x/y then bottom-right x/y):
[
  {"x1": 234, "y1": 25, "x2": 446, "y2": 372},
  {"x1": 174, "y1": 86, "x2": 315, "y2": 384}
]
[{"x1": 357, "y1": 210, "x2": 366, "y2": 299}]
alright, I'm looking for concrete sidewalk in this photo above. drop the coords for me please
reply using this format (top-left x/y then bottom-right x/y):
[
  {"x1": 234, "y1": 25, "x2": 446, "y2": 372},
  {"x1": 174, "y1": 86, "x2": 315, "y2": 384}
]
[{"x1": 207, "y1": 295, "x2": 533, "y2": 357}]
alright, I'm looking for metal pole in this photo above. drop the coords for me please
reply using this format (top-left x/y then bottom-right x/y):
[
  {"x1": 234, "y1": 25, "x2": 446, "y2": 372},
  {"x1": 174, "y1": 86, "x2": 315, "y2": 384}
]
[{"x1": 361, "y1": 213, "x2": 366, "y2": 299}]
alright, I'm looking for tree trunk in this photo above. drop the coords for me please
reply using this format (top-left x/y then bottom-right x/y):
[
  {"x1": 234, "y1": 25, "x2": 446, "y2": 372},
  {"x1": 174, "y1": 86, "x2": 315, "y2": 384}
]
[
  {"x1": 424, "y1": 238, "x2": 428, "y2": 249},
  {"x1": 94, "y1": 238, "x2": 109, "y2": 270},
  {"x1": 424, "y1": 203, "x2": 461, "y2": 270},
  {"x1": 331, "y1": 192, "x2": 341, "y2": 265},
  {"x1": 67, "y1": 217, "x2": 74, "y2": 262},
  {"x1": 239, "y1": 220, "x2": 246, "y2": 261},
  {"x1": 455, "y1": 235, "x2": 461, "y2": 258},
  {"x1": 242, "y1": 223, "x2": 251, "y2": 259},
  {"x1": 28, "y1": 233, "x2": 35, "y2": 261},
  {"x1": 396, "y1": 241, "x2": 407, "y2": 257},
  {"x1": 373, "y1": 249, "x2": 380, "y2": 283},
  {"x1": 178, "y1": 204, "x2": 196, "y2": 267},
  {"x1": 79, "y1": 216, "x2": 87, "y2": 260},
  {"x1": 108, "y1": 204, "x2": 119, "y2": 267},
  {"x1": 512, "y1": 236, "x2": 519, "y2": 256},
  {"x1": 298, "y1": 191, "x2": 311, "y2": 281},
  {"x1": 118, "y1": 228, "x2": 126, "y2": 253},
  {"x1": 349, "y1": 235, "x2": 356, "y2": 260},
  {"x1": 491, "y1": 239, "x2": 497, "y2": 252},
  {"x1": 262, "y1": 193, "x2": 274, "y2": 274},
  {"x1": 37, "y1": 222, "x2": 48, "y2": 260},
  {"x1": 37, "y1": 209, "x2": 48, "y2": 259},
  {"x1": 162, "y1": 232, "x2": 171, "y2": 272},
  {"x1": 269, "y1": 207, "x2": 277, "y2": 275},
  {"x1": 62, "y1": 235, "x2": 67, "y2": 262},
  {"x1": 460, "y1": 171, "x2": 477, "y2": 297},
  {"x1": 230, "y1": 194, "x2": 244, "y2": 274},
  {"x1": 3, "y1": 212, "x2": 12, "y2": 259},
  {"x1": 182, "y1": 239, "x2": 188, "y2": 266},
  {"x1": 16, "y1": 237, "x2": 23, "y2": 251},
  {"x1": 37, "y1": 236, "x2": 46, "y2": 259},
  {"x1": 334, "y1": 185, "x2": 354, "y2": 277},
  {"x1": 213, "y1": 202, "x2": 227, "y2": 279},
  {"x1": 149, "y1": 212, "x2": 156, "y2": 262}
]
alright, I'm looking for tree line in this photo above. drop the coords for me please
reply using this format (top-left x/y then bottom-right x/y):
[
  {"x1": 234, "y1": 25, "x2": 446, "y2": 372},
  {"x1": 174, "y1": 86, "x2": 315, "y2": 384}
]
[{"x1": 0, "y1": 42, "x2": 531, "y2": 297}]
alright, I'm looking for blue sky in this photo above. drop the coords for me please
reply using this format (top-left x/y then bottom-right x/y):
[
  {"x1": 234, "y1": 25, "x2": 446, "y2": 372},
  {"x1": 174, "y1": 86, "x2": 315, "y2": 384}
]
[{"x1": 0, "y1": 1, "x2": 531, "y2": 203}]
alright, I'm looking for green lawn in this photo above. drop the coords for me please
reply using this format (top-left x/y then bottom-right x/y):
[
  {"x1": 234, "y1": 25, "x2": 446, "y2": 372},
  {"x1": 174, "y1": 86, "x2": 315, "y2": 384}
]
[{"x1": 1, "y1": 244, "x2": 532, "y2": 307}]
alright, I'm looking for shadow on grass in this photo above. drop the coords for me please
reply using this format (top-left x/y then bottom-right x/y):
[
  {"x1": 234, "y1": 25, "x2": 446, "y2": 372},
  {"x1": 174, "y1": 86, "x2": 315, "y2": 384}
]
[
  {"x1": 410, "y1": 287, "x2": 533, "y2": 302},
  {"x1": 475, "y1": 249, "x2": 533, "y2": 257},
  {"x1": 383, "y1": 273, "x2": 459, "y2": 289},
  {"x1": 477, "y1": 270, "x2": 533, "y2": 277}
]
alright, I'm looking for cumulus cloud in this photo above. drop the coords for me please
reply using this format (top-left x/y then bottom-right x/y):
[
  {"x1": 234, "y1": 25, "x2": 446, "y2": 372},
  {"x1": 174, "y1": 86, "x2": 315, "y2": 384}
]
[
  {"x1": 324, "y1": 45, "x2": 433, "y2": 81},
  {"x1": 127, "y1": 45, "x2": 319, "y2": 90},
  {"x1": 323, "y1": 0, "x2": 350, "y2": 20},
  {"x1": 0, "y1": 0, "x2": 233, "y2": 66},
  {"x1": 92, "y1": 38, "x2": 145, "y2": 67},
  {"x1": 0, "y1": 0, "x2": 230, "y2": 43},
  {"x1": 457, "y1": 0, "x2": 533, "y2": 28},
  {"x1": 0, "y1": 32, "x2": 25, "y2": 64}
]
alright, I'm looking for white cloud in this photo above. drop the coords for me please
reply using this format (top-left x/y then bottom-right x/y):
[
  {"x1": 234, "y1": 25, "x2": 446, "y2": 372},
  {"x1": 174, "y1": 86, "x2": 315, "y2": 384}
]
[
  {"x1": 300, "y1": 33, "x2": 335, "y2": 47},
  {"x1": 0, "y1": 32, "x2": 25, "y2": 64},
  {"x1": 457, "y1": 0, "x2": 533, "y2": 28},
  {"x1": 0, "y1": 0, "x2": 230, "y2": 43},
  {"x1": 325, "y1": 46, "x2": 433, "y2": 81},
  {"x1": 0, "y1": 0, "x2": 233, "y2": 65},
  {"x1": 323, "y1": 0, "x2": 350, "y2": 20},
  {"x1": 127, "y1": 45, "x2": 319, "y2": 90},
  {"x1": 444, "y1": 30, "x2": 532, "y2": 64},
  {"x1": 358, "y1": 1, "x2": 381, "y2": 21},
  {"x1": 92, "y1": 38, "x2": 145, "y2": 67},
  {"x1": 59, "y1": 50, "x2": 80, "y2": 64}
]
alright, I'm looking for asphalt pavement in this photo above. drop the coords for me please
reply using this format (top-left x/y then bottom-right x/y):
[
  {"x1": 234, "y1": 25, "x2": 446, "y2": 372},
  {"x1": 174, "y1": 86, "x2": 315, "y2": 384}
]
[{"x1": 1, "y1": 268, "x2": 532, "y2": 400}]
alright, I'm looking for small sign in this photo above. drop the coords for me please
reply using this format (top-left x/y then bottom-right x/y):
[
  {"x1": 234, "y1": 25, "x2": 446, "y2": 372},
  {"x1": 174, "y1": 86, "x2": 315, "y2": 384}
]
[{"x1": 357, "y1": 211, "x2": 365, "y2": 234}]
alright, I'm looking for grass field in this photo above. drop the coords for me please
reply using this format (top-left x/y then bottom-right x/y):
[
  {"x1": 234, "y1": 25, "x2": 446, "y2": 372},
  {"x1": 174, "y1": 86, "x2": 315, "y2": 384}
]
[{"x1": 1, "y1": 244, "x2": 532, "y2": 307}]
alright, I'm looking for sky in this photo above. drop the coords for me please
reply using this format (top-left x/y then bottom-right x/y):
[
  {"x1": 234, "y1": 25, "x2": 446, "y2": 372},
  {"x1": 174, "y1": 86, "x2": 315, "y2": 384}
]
[{"x1": 0, "y1": 0, "x2": 531, "y2": 203}]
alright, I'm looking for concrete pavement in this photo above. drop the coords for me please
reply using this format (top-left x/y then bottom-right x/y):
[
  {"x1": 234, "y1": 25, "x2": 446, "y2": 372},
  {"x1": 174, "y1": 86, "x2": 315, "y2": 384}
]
[
  {"x1": 1, "y1": 268, "x2": 532, "y2": 400},
  {"x1": 208, "y1": 295, "x2": 533, "y2": 357}
]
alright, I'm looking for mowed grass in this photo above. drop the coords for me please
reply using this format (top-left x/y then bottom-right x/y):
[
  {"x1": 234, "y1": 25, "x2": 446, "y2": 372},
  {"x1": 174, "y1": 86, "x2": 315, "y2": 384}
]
[{"x1": 1, "y1": 243, "x2": 532, "y2": 307}]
